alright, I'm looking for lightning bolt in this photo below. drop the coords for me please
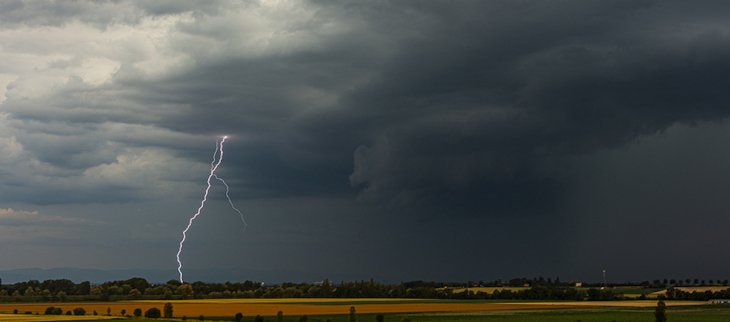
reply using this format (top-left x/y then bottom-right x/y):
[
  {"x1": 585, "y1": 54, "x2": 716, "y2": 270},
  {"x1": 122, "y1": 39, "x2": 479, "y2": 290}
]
[
  {"x1": 214, "y1": 174, "x2": 247, "y2": 230},
  {"x1": 177, "y1": 136, "x2": 244, "y2": 283}
]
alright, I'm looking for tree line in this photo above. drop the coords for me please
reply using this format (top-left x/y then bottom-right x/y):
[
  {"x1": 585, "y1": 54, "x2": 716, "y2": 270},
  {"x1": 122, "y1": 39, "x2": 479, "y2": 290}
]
[{"x1": 2, "y1": 276, "x2": 730, "y2": 302}]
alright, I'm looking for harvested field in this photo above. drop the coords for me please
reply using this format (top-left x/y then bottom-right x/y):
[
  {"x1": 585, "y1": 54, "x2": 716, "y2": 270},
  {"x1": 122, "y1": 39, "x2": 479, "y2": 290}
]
[{"x1": 0, "y1": 300, "x2": 707, "y2": 317}]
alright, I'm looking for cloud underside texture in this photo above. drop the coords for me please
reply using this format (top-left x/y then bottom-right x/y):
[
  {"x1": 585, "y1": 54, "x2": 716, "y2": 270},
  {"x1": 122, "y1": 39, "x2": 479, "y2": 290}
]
[{"x1": 2, "y1": 1, "x2": 730, "y2": 217}]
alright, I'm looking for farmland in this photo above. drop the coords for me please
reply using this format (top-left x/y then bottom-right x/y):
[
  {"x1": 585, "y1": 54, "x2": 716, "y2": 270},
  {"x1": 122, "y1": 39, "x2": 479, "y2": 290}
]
[
  {"x1": 437, "y1": 287, "x2": 529, "y2": 294},
  {"x1": 654, "y1": 286, "x2": 730, "y2": 294},
  {"x1": 0, "y1": 298, "x2": 709, "y2": 320},
  {"x1": 0, "y1": 316, "x2": 117, "y2": 321}
]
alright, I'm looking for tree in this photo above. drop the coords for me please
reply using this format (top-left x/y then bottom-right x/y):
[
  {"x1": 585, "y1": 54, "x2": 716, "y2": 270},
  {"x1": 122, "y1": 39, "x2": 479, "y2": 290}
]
[
  {"x1": 121, "y1": 309, "x2": 126, "y2": 316},
  {"x1": 235, "y1": 312, "x2": 243, "y2": 322},
  {"x1": 90, "y1": 287, "x2": 102, "y2": 298},
  {"x1": 179, "y1": 283, "x2": 194, "y2": 298},
  {"x1": 121, "y1": 284, "x2": 132, "y2": 295},
  {"x1": 199, "y1": 314, "x2": 205, "y2": 321},
  {"x1": 73, "y1": 308, "x2": 86, "y2": 316},
  {"x1": 109, "y1": 285, "x2": 122, "y2": 295},
  {"x1": 299, "y1": 315, "x2": 308, "y2": 322},
  {"x1": 128, "y1": 288, "x2": 141, "y2": 299},
  {"x1": 164, "y1": 302, "x2": 173, "y2": 318},
  {"x1": 278, "y1": 310, "x2": 284, "y2": 322},
  {"x1": 376, "y1": 314, "x2": 384, "y2": 322},
  {"x1": 349, "y1": 306, "x2": 356, "y2": 322},
  {"x1": 57, "y1": 291, "x2": 67, "y2": 301},
  {"x1": 654, "y1": 299, "x2": 667, "y2": 322},
  {"x1": 255, "y1": 314, "x2": 264, "y2": 322},
  {"x1": 145, "y1": 307, "x2": 161, "y2": 319},
  {"x1": 45, "y1": 307, "x2": 55, "y2": 315},
  {"x1": 133, "y1": 308, "x2": 142, "y2": 317},
  {"x1": 107, "y1": 307, "x2": 111, "y2": 316},
  {"x1": 401, "y1": 317, "x2": 411, "y2": 322}
]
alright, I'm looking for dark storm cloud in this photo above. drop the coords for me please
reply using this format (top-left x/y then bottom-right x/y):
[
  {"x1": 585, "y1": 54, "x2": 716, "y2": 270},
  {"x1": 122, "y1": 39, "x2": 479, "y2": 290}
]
[
  {"x1": 5, "y1": 0, "x2": 730, "y2": 217},
  {"x1": 339, "y1": 0, "x2": 730, "y2": 216}
]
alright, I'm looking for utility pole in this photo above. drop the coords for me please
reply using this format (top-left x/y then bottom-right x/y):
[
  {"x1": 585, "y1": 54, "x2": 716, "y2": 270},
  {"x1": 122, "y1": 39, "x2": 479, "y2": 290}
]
[{"x1": 603, "y1": 270, "x2": 606, "y2": 288}]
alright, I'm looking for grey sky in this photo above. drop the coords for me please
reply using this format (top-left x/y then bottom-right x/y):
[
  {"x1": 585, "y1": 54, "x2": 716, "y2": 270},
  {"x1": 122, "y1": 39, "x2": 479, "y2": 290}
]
[{"x1": 2, "y1": 0, "x2": 730, "y2": 284}]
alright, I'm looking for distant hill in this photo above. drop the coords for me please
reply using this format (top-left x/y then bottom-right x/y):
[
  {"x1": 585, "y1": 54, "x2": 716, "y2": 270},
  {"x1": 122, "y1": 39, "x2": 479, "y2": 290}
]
[{"x1": 0, "y1": 267, "x2": 387, "y2": 285}]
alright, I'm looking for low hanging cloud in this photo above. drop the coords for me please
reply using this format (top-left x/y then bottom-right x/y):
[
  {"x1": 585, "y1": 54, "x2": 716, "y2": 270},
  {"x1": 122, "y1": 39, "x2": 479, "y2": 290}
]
[
  {"x1": 0, "y1": 208, "x2": 39, "y2": 217},
  {"x1": 0, "y1": 208, "x2": 91, "y2": 226}
]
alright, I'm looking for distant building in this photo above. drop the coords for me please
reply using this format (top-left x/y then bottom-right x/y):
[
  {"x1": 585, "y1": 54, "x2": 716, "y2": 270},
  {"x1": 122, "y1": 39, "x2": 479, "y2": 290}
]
[
  {"x1": 709, "y1": 299, "x2": 730, "y2": 304},
  {"x1": 570, "y1": 280, "x2": 582, "y2": 287}
]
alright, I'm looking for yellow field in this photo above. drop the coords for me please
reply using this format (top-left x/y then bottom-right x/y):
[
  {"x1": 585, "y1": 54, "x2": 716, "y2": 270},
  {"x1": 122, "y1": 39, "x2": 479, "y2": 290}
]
[
  {"x1": 142, "y1": 298, "x2": 423, "y2": 304},
  {"x1": 0, "y1": 314, "x2": 117, "y2": 321},
  {"x1": 0, "y1": 299, "x2": 708, "y2": 318},
  {"x1": 437, "y1": 287, "x2": 529, "y2": 293},
  {"x1": 653, "y1": 286, "x2": 730, "y2": 294}
]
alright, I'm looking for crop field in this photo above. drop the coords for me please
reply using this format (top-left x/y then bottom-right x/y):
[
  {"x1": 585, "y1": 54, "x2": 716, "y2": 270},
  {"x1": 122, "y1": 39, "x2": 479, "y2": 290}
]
[
  {"x1": 0, "y1": 299, "x2": 707, "y2": 319},
  {"x1": 653, "y1": 286, "x2": 730, "y2": 294},
  {"x1": 0, "y1": 314, "x2": 118, "y2": 321},
  {"x1": 602, "y1": 288, "x2": 661, "y2": 298},
  {"x1": 437, "y1": 287, "x2": 528, "y2": 294},
  {"x1": 609, "y1": 287, "x2": 664, "y2": 294},
  {"x1": 400, "y1": 306, "x2": 730, "y2": 322},
  {"x1": 1, "y1": 304, "x2": 729, "y2": 322}
]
